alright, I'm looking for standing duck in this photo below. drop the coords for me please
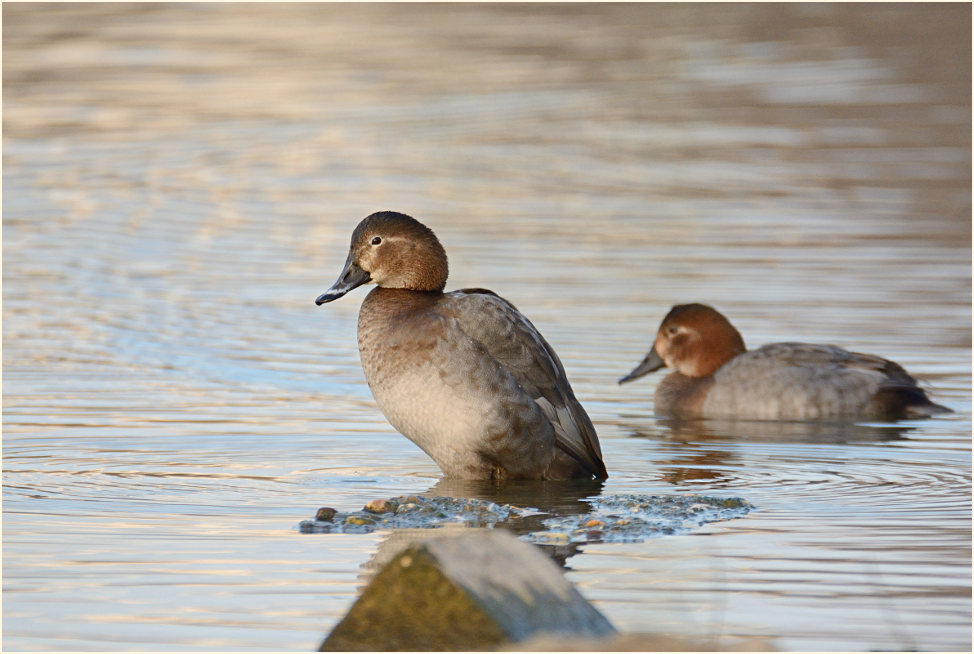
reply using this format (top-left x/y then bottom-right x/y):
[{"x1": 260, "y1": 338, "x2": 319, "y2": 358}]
[
  {"x1": 619, "y1": 303, "x2": 951, "y2": 420},
  {"x1": 316, "y1": 211, "x2": 607, "y2": 480}
]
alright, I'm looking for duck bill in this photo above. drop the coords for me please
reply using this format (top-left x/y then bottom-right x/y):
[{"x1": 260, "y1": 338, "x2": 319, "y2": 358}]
[
  {"x1": 315, "y1": 254, "x2": 372, "y2": 305},
  {"x1": 618, "y1": 348, "x2": 666, "y2": 384}
]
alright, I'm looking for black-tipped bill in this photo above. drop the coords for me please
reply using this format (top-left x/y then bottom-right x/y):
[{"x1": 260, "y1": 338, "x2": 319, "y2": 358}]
[
  {"x1": 315, "y1": 255, "x2": 372, "y2": 305},
  {"x1": 618, "y1": 348, "x2": 666, "y2": 384}
]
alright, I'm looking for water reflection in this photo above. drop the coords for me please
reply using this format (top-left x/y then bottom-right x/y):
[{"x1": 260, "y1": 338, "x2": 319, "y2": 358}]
[
  {"x1": 621, "y1": 416, "x2": 920, "y2": 487},
  {"x1": 626, "y1": 416, "x2": 915, "y2": 443}
]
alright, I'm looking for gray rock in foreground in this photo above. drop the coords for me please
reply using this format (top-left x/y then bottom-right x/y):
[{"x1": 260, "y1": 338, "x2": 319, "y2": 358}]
[{"x1": 320, "y1": 529, "x2": 616, "y2": 651}]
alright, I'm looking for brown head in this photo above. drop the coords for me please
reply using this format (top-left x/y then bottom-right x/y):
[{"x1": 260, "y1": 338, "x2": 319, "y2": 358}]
[
  {"x1": 316, "y1": 211, "x2": 449, "y2": 304},
  {"x1": 619, "y1": 303, "x2": 746, "y2": 383}
]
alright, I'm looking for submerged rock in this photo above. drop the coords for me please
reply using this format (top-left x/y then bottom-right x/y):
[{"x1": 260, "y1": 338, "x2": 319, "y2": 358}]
[
  {"x1": 300, "y1": 495, "x2": 535, "y2": 534},
  {"x1": 320, "y1": 529, "x2": 615, "y2": 651},
  {"x1": 299, "y1": 493, "x2": 752, "y2": 544},
  {"x1": 530, "y1": 494, "x2": 754, "y2": 544}
]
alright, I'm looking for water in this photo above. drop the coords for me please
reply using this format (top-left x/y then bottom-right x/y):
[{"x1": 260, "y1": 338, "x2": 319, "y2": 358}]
[{"x1": 3, "y1": 3, "x2": 970, "y2": 651}]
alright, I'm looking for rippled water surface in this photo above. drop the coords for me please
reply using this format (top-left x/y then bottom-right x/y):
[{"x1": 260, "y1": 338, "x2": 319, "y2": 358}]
[{"x1": 3, "y1": 4, "x2": 971, "y2": 651}]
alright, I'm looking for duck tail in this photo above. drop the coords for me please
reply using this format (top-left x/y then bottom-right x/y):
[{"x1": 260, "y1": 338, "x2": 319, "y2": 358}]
[
  {"x1": 904, "y1": 400, "x2": 953, "y2": 417},
  {"x1": 874, "y1": 385, "x2": 953, "y2": 418}
]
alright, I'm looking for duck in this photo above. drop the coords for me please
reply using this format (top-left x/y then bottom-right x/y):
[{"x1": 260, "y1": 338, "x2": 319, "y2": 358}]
[
  {"x1": 618, "y1": 303, "x2": 951, "y2": 420},
  {"x1": 315, "y1": 211, "x2": 607, "y2": 480}
]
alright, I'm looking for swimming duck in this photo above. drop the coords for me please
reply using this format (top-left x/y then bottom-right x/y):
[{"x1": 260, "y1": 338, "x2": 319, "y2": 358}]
[
  {"x1": 316, "y1": 211, "x2": 608, "y2": 480},
  {"x1": 619, "y1": 303, "x2": 951, "y2": 420}
]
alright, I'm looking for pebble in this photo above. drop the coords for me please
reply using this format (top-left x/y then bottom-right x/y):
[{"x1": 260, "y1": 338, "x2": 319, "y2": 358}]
[
  {"x1": 364, "y1": 498, "x2": 398, "y2": 514},
  {"x1": 344, "y1": 516, "x2": 375, "y2": 526},
  {"x1": 315, "y1": 507, "x2": 338, "y2": 522}
]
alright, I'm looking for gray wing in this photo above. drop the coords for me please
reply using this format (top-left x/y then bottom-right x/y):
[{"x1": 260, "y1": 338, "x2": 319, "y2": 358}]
[
  {"x1": 445, "y1": 289, "x2": 607, "y2": 478},
  {"x1": 755, "y1": 343, "x2": 916, "y2": 381},
  {"x1": 710, "y1": 342, "x2": 923, "y2": 419}
]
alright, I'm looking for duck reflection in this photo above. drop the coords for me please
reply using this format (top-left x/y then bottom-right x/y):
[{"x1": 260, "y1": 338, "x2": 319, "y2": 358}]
[
  {"x1": 622, "y1": 416, "x2": 914, "y2": 487},
  {"x1": 624, "y1": 415, "x2": 914, "y2": 443},
  {"x1": 425, "y1": 477, "x2": 604, "y2": 519},
  {"x1": 653, "y1": 444, "x2": 737, "y2": 486}
]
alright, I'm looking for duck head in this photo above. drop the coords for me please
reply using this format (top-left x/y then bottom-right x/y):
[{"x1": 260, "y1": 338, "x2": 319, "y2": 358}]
[
  {"x1": 619, "y1": 303, "x2": 746, "y2": 382},
  {"x1": 316, "y1": 211, "x2": 449, "y2": 304}
]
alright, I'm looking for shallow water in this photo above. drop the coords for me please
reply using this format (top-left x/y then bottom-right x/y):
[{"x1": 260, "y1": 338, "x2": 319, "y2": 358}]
[{"x1": 3, "y1": 3, "x2": 971, "y2": 651}]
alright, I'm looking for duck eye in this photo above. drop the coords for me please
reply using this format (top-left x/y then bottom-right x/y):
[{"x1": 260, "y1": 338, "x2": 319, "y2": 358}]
[
  {"x1": 666, "y1": 326, "x2": 679, "y2": 336},
  {"x1": 371, "y1": 236, "x2": 382, "y2": 246}
]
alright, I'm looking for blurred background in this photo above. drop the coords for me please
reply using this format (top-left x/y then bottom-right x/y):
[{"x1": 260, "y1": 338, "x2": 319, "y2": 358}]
[{"x1": 3, "y1": 3, "x2": 970, "y2": 651}]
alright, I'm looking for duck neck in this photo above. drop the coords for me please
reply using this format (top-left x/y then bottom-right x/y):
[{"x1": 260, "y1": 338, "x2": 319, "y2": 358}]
[{"x1": 361, "y1": 286, "x2": 442, "y2": 320}]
